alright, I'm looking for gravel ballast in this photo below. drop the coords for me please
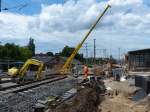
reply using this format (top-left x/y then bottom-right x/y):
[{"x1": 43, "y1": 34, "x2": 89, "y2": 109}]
[{"x1": 0, "y1": 77, "x2": 77, "y2": 112}]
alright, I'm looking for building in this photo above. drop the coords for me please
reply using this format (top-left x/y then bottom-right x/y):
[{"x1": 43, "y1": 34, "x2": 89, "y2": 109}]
[
  {"x1": 126, "y1": 48, "x2": 150, "y2": 71},
  {"x1": 32, "y1": 55, "x2": 82, "y2": 71},
  {"x1": 125, "y1": 49, "x2": 150, "y2": 94},
  {"x1": 32, "y1": 55, "x2": 53, "y2": 70}
]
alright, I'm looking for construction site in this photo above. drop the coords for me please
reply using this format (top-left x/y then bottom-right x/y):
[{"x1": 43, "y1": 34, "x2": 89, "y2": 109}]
[{"x1": 0, "y1": 0, "x2": 150, "y2": 112}]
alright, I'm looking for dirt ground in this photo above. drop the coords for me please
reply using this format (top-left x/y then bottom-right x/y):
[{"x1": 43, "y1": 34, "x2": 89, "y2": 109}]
[
  {"x1": 104, "y1": 79, "x2": 140, "y2": 97},
  {"x1": 99, "y1": 79, "x2": 150, "y2": 112},
  {"x1": 98, "y1": 94, "x2": 150, "y2": 112}
]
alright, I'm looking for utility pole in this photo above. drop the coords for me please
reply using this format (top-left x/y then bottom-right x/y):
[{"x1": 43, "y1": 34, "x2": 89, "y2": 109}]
[
  {"x1": 118, "y1": 48, "x2": 121, "y2": 60},
  {"x1": 103, "y1": 49, "x2": 107, "y2": 58},
  {"x1": 85, "y1": 43, "x2": 88, "y2": 58},
  {"x1": 94, "y1": 39, "x2": 96, "y2": 64},
  {"x1": 85, "y1": 43, "x2": 88, "y2": 64},
  {"x1": 98, "y1": 49, "x2": 102, "y2": 65},
  {"x1": 98, "y1": 49, "x2": 101, "y2": 58}
]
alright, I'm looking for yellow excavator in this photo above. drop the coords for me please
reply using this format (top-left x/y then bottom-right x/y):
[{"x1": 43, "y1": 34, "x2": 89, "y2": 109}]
[
  {"x1": 60, "y1": 4, "x2": 111, "y2": 74},
  {"x1": 8, "y1": 59, "x2": 44, "y2": 81}
]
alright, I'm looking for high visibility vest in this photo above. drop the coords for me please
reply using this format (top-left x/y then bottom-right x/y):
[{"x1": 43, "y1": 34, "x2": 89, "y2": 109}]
[{"x1": 84, "y1": 66, "x2": 89, "y2": 74}]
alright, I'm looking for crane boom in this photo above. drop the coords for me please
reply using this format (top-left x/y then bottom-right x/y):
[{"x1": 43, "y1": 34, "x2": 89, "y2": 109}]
[{"x1": 60, "y1": 4, "x2": 111, "y2": 74}]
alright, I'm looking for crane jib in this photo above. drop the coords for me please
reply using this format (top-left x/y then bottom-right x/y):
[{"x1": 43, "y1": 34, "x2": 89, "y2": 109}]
[{"x1": 60, "y1": 4, "x2": 111, "y2": 74}]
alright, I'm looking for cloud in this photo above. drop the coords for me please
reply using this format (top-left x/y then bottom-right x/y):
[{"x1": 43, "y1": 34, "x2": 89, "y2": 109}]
[{"x1": 0, "y1": 0, "x2": 150, "y2": 57}]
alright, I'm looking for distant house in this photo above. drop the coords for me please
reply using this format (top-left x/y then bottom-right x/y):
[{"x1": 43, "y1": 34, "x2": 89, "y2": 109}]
[
  {"x1": 32, "y1": 55, "x2": 82, "y2": 71},
  {"x1": 51, "y1": 56, "x2": 82, "y2": 70},
  {"x1": 32, "y1": 55, "x2": 53, "y2": 70},
  {"x1": 125, "y1": 48, "x2": 150, "y2": 71}
]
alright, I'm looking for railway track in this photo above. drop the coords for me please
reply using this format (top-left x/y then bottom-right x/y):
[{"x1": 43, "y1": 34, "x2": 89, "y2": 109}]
[
  {"x1": 0, "y1": 75, "x2": 67, "y2": 95},
  {"x1": 0, "y1": 75, "x2": 58, "y2": 90}
]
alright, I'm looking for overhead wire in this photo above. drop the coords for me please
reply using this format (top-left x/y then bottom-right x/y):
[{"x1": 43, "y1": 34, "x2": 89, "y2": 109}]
[
  {"x1": 2, "y1": 0, "x2": 31, "y2": 11},
  {"x1": 2, "y1": 0, "x2": 67, "y2": 12},
  {"x1": 3, "y1": 3, "x2": 29, "y2": 10},
  {"x1": 13, "y1": 0, "x2": 28, "y2": 11}
]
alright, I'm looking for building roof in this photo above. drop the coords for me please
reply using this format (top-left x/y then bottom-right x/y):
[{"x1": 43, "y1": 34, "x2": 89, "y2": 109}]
[
  {"x1": 0, "y1": 62, "x2": 24, "y2": 65},
  {"x1": 60, "y1": 57, "x2": 81, "y2": 64},
  {"x1": 32, "y1": 56, "x2": 81, "y2": 65},
  {"x1": 128, "y1": 48, "x2": 150, "y2": 54},
  {"x1": 32, "y1": 56, "x2": 53, "y2": 64},
  {"x1": 47, "y1": 56, "x2": 81, "y2": 65}
]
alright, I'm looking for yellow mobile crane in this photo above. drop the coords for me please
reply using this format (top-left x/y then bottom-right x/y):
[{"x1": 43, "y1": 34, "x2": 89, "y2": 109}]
[
  {"x1": 60, "y1": 5, "x2": 111, "y2": 74},
  {"x1": 8, "y1": 59, "x2": 44, "y2": 81}
]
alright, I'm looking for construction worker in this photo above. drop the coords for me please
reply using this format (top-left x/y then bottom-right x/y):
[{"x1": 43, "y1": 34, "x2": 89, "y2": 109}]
[{"x1": 83, "y1": 65, "x2": 89, "y2": 80}]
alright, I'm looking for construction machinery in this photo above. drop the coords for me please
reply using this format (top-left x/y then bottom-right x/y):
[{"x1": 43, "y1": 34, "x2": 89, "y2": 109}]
[
  {"x1": 60, "y1": 4, "x2": 111, "y2": 74},
  {"x1": 8, "y1": 59, "x2": 44, "y2": 81}
]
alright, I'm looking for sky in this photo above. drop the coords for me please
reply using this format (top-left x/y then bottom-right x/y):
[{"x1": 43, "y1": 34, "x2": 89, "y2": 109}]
[{"x1": 1, "y1": 0, "x2": 150, "y2": 58}]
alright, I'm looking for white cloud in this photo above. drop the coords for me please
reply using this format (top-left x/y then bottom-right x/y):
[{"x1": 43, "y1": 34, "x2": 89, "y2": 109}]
[
  {"x1": 109, "y1": 0, "x2": 142, "y2": 6},
  {"x1": 0, "y1": 0, "x2": 150, "y2": 57}
]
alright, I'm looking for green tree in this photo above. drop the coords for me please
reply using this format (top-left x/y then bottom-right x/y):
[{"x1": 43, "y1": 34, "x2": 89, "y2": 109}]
[
  {"x1": 60, "y1": 46, "x2": 84, "y2": 62},
  {"x1": 46, "y1": 52, "x2": 54, "y2": 56},
  {"x1": 19, "y1": 47, "x2": 32, "y2": 61},
  {"x1": 5, "y1": 43, "x2": 21, "y2": 60},
  {"x1": 0, "y1": 43, "x2": 21, "y2": 60},
  {"x1": 28, "y1": 37, "x2": 35, "y2": 56},
  {"x1": 0, "y1": 43, "x2": 32, "y2": 61},
  {"x1": 61, "y1": 46, "x2": 74, "y2": 57},
  {"x1": 109, "y1": 55, "x2": 117, "y2": 64}
]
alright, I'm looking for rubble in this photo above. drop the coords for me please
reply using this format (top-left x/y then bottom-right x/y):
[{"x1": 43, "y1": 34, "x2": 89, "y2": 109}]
[
  {"x1": 50, "y1": 79, "x2": 106, "y2": 112},
  {"x1": 51, "y1": 87, "x2": 102, "y2": 112}
]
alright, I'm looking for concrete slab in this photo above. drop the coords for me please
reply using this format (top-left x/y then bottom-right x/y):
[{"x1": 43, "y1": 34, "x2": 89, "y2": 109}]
[
  {"x1": 61, "y1": 88, "x2": 77, "y2": 100},
  {"x1": 1, "y1": 78, "x2": 12, "y2": 81},
  {"x1": 129, "y1": 72, "x2": 150, "y2": 76},
  {"x1": 0, "y1": 82, "x2": 17, "y2": 88}
]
